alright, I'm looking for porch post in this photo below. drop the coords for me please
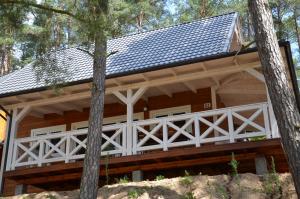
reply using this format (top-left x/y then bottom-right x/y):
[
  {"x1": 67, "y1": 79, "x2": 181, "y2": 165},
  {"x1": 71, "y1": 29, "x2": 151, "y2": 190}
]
[
  {"x1": 0, "y1": 112, "x2": 11, "y2": 194},
  {"x1": 6, "y1": 109, "x2": 18, "y2": 171},
  {"x1": 6, "y1": 106, "x2": 31, "y2": 171},
  {"x1": 266, "y1": 90, "x2": 279, "y2": 138},
  {"x1": 126, "y1": 89, "x2": 133, "y2": 155},
  {"x1": 113, "y1": 87, "x2": 147, "y2": 155},
  {"x1": 211, "y1": 86, "x2": 220, "y2": 140}
]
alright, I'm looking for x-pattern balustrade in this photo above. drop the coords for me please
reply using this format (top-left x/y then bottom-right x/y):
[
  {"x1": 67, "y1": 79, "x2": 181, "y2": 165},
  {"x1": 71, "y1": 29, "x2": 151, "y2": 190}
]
[{"x1": 10, "y1": 102, "x2": 277, "y2": 170}]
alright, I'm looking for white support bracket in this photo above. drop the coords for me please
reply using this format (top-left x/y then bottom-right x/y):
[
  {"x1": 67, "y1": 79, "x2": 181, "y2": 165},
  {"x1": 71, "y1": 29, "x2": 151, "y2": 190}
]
[
  {"x1": 113, "y1": 87, "x2": 147, "y2": 155},
  {"x1": 245, "y1": 68, "x2": 265, "y2": 83}
]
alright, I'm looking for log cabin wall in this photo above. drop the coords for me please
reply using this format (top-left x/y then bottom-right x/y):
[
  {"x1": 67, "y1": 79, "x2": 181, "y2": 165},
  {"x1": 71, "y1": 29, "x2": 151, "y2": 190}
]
[{"x1": 16, "y1": 87, "x2": 221, "y2": 138}]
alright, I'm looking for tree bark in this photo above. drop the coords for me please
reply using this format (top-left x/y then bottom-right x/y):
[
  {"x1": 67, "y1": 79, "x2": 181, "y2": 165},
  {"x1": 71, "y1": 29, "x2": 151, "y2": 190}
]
[
  {"x1": 0, "y1": 45, "x2": 11, "y2": 76},
  {"x1": 248, "y1": 0, "x2": 300, "y2": 196},
  {"x1": 293, "y1": 9, "x2": 300, "y2": 56},
  {"x1": 79, "y1": 33, "x2": 107, "y2": 199}
]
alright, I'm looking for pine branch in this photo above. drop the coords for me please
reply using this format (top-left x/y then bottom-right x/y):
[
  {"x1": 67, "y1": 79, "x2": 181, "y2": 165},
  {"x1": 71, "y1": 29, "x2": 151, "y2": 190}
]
[
  {"x1": 107, "y1": 50, "x2": 118, "y2": 58},
  {"x1": 234, "y1": 40, "x2": 256, "y2": 60},
  {"x1": 0, "y1": 0, "x2": 85, "y2": 22},
  {"x1": 76, "y1": 47, "x2": 94, "y2": 58}
]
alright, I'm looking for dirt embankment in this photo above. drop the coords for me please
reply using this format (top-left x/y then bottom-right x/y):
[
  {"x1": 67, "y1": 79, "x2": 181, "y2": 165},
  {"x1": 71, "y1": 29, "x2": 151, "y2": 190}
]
[{"x1": 2, "y1": 173, "x2": 297, "y2": 199}]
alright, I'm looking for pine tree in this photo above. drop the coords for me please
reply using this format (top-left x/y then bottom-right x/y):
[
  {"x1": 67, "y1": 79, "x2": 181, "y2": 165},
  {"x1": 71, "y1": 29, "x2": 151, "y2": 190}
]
[{"x1": 249, "y1": 0, "x2": 300, "y2": 196}]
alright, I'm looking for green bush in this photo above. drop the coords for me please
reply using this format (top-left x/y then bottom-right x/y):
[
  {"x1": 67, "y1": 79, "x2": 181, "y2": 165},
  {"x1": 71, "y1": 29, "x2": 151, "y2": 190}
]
[
  {"x1": 118, "y1": 176, "x2": 129, "y2": 184},
  {"x1": 128, "y1": 189, "x2": 143, "y2": 199},
  {"x1": 181, "y1": 191, "x2": 196, "y2": 199},
  {"x1": 180, "y1": 170, "x2": 193, "y2": 186},
  {"x1": 155, "y1": 175, "x2": 165, "y2": 181},
  {"x1": 228, "y1": 152, "x2": 239, "y2": 177}
]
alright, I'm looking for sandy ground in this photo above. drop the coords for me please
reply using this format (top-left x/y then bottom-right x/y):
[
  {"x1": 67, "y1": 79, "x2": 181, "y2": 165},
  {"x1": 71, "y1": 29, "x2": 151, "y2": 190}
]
[{"x1": 2, "y1": 173, "x2": 297, "y2": 199}]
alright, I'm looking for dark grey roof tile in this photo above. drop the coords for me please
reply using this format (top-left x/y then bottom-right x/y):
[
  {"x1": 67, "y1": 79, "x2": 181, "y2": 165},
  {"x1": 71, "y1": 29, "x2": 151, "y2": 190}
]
[{"x1": 0, "y1": 12, "x2": 238, "y2": 97}]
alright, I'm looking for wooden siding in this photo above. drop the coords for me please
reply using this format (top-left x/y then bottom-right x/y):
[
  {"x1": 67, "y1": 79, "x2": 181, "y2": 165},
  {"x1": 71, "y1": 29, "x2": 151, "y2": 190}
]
[{"x1": 17, "y1": 88, "x2": 214, "y2": 138}]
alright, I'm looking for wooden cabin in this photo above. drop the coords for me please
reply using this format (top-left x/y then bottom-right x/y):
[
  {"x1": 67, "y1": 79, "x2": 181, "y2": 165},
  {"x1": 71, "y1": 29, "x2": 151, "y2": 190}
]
[{"x1": 0, "y1": 12, "x2": 299, "y2": 196}]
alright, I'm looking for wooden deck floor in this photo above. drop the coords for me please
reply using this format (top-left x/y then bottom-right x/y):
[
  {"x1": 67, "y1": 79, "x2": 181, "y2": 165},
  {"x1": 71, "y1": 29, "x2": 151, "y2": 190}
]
[{"x1": 3, "y1": 139, "x2": 288, "y2": 195}]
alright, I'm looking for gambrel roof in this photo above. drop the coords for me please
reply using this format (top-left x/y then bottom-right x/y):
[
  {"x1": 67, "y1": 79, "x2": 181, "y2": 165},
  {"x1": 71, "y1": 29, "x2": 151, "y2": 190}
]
[{"x1": 0, "y1": 12, "x2": 238, "y2": 97}]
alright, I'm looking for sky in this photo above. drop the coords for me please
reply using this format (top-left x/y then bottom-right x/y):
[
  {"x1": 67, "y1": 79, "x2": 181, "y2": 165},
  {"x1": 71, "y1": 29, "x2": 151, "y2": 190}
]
[{"x1": 15, "y1": 0, "x2": 300, "y2": 68}]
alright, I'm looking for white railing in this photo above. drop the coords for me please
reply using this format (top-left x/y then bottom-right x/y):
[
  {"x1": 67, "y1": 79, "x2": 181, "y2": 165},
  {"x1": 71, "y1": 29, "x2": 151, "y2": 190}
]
[
  {"x1": 132, "y1": 102, "x2": 275, "y2": 154},
  {"x1": 10, "y1": 102, "x2": 278, "y2": 169},
  {"x1": 11, "y1": 123, "x2": 126, "y2": 169}
]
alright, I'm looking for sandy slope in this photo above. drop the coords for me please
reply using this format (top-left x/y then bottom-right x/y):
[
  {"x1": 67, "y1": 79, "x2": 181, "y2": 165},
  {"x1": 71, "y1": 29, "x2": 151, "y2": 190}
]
[{"x1": 3, "y1": 173, "x2": 297, "y2": 199}]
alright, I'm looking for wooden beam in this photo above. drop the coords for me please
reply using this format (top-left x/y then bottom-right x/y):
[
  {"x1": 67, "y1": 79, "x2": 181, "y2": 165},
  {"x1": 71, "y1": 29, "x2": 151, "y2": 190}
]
[
  {"x1": 54, "y1": 103, "x2": 83, "y2": 112},
  {"x1": 15, "y1": 153, "x2": 257, "y2": 185},
  {"x1": 183, "y1": 82, "x2": 197, "y2": 93},
  {"x1": 112, "y1": 79, "x2": 123, "y2": 86},
  {"x1": 218, "y1": 88, "x2": 266, "y2": 95},
  {"x1": 35, "y1": 106, "x2": 63, "y2": 116},
  {"x1": 15, "y1": 96, "x2": 28, "y2": 102},
  {"x1": 201, "y1": 63, "x2": 220, "y2": 87},
  {"x1": 220, "y1": 72, "x2": 243, "y2": 86},
  {"x1": 29, "y1": 112, "x2": 44, "y2": 118},
  {"x1": 5, "y1": 61, "x2": 261, "y2": 110},
  {"x1": 245, "y1": 68, "x2": 265, "y2": 83},
  {"x1": 15, "y1": 106, "x2": 31, "y2": 122},
  {"x1": 156, "y1": 86, "x2": 172, "y2": 98}
]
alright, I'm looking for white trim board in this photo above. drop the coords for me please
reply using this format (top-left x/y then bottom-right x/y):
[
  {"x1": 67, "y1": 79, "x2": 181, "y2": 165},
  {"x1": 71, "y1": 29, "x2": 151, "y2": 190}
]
[
  {"x1": 31, "y1": 125, "x2": 66, "y2": 137},
  {"x1": 149, "y1": 105, "x2": 192, "y2": 119},
  {"x1": 71, "y1": 113, "x2": 144, "y2": 130}
]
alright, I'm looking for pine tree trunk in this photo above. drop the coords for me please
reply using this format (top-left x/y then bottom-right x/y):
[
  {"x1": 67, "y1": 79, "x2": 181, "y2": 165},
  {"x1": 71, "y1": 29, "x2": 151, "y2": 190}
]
[
  {"x1": 248, "y1": 0, "x2": 300, "y2": 196},
  {"x1": 79, "y1": 33, "x2": 107, "y2": 199},
  {"x1": 293, "y1": 9, "x2": 300, "y2": 56},
  {"x1": 0, "y1": 45, "x2": 10, "y2": 76}
]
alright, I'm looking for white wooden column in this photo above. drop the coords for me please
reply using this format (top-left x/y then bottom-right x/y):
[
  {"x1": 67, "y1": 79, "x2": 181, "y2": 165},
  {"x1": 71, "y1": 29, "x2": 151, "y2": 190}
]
[
  {"x1": 211, "y1": 86, "x2": 219, "y2": 139},
  {"x1": 0, "y1": 113, "x2": 10, "y2": 193},
  {"x1": 113, "y1": 87, "x2": 147, "y2": 155},
  {"x1": 126, "y1": 89, "x2": 133, "y2": 155},
  {"x1": 266, "y1": 90, "x2": 279, "y2": 138},
  {"x1": 6, "y1": 106, "x2": 31, "y2": 171}
]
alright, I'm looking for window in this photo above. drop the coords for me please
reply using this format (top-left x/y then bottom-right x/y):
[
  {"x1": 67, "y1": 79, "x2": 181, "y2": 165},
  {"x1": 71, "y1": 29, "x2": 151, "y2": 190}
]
[
  {"x1": 149, "y1": 105, "x2": 192, "y2": 132},
  {"x1": 70, "y1": 113, "x2": 144, "y2": 130}
]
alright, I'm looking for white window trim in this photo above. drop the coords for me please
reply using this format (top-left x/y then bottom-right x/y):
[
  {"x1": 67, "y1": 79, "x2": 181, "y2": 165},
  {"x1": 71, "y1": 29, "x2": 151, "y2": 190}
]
[
  {"x1": 149, "y1": 105, "x2": 192, "y2": 133},
  {"x1": 149, "y1": 105, "x2": 192, "y2": 119},
  {"x1": 31, "y1": 124, "x2": 66, "y2": 137},
  {"x1": 71, "y1": 112, "x2": 144, "y2": 130}
]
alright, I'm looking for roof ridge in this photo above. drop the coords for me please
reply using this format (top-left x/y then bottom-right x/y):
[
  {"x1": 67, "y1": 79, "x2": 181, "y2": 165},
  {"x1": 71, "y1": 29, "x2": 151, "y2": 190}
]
[{"x1": 109, "y1": 12, "x2": 237, "y2": 41}]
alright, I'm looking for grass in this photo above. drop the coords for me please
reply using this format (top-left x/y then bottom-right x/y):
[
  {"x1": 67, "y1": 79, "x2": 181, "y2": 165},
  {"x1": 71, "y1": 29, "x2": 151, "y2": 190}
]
[
  {"x1": 263, "y1": 156, "x2": 281, "y2": 197},
  {"x1": 180, "y1": 170, "x2": 193, "y2": 186},
  {"x1": 228, "y1": 152, "x2": 239, "y2": 178},
  {"x1": 128, "y1": 189, "x2": 144, "y2": 199},
  {"x1": 117, "y1": 176, "x2": 130, "y2": 184},
  {"x1": 155, "y1": 175, "x2": 165, "y2": 181}
]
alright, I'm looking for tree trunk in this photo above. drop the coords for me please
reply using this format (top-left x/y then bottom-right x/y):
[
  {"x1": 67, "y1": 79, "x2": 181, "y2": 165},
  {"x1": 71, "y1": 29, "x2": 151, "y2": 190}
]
[
  {"x1": 0, "y1": 45, "x2": 11, "y2": 76},
  {"x1": 293, "y1": 9, "x2": 300, "y2": 56},
  {"x1": 248, "y1": 0, "x2": 300, "y2": 197},
  {"x1": 79, "y1": 33, "x2": 107, "y2": 199}
]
